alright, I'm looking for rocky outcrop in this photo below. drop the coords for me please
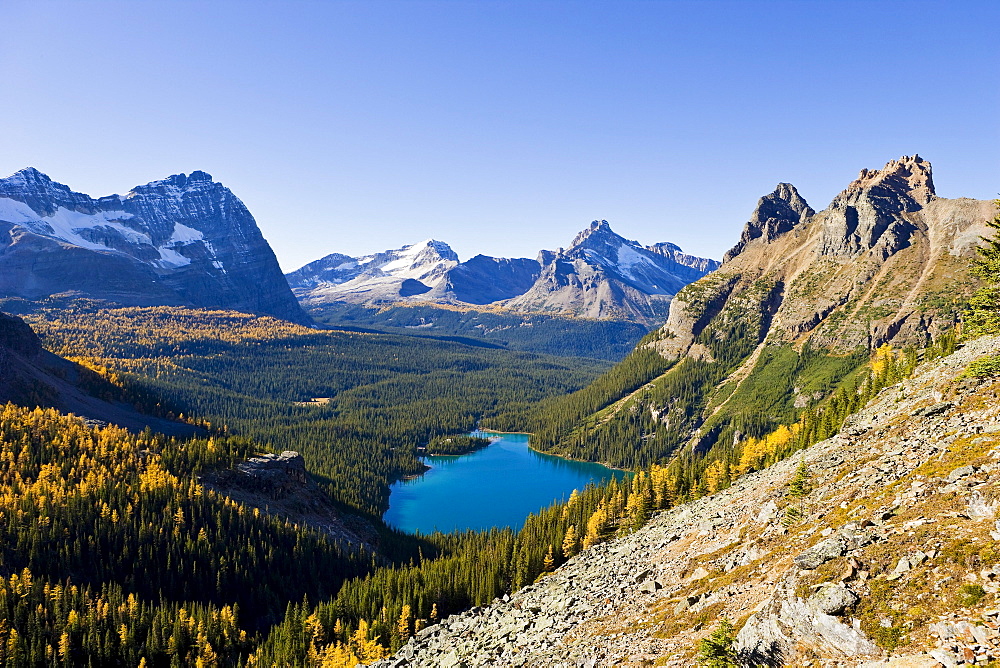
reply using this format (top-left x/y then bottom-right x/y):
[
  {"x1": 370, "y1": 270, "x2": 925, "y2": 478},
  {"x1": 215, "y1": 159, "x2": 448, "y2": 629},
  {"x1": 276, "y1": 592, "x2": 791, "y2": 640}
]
[
  {"x1": 0, "y1": 168, "x2": 308, "y2": 323},
  {"x1": 817, "y1": 155, "x2": 934, "y2": 259},
  {"x1": 372, "y1": 335, "x2": 1000, "y2": 666},
  {"x1": 204, "y1": 450, "x2": 377, "y2": 550},
  {"x1": 660, "y1": 156, "x2": 993, "y2": 357},
  {"x1": 724, "y1": 183, "x2": 814, "y2": 262},
  {"x1": 237, "y1": 451, "x2": 309, "y2": 496}
]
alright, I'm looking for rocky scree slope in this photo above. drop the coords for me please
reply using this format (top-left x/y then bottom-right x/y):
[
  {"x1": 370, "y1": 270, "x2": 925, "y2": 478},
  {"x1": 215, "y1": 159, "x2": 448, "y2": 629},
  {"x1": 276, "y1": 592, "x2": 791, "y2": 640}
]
[
  {"x1": 0, "y1": 168, "x2": 307, "y2": 323},
  {"x1": 288, "y1": 221, "x2": 719, "y2": 326},
  {"x1": 373, "y1": 335, "x2": 1000, "y2": 667}
]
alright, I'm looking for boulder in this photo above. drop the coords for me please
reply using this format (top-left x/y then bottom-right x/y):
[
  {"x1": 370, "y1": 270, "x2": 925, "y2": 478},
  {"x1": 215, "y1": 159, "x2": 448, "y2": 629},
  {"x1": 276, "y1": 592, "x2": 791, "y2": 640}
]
[{"x1": 808, "y1": 585, "x2": 859, "y2": 616}]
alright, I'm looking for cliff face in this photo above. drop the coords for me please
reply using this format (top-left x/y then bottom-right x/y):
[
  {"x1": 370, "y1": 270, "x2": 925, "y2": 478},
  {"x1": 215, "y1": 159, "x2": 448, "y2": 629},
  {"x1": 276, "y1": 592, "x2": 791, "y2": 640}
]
[
  {"x1": 0, "y1": 168, "x2": 308, "y2": 323},
  {"x1": 203, "y1": 451, "x2": 377, "y2": 551},
  {"x1": 374, "y1": 336, "x2": 1000, "y2": 666}
]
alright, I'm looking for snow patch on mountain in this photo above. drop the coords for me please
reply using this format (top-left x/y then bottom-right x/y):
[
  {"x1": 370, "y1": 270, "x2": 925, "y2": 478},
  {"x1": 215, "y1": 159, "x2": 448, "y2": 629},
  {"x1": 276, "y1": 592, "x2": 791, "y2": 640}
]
[
  {"x1": 614, "y1": 243, "x2": 659, "y2": 284},
  {"x1": 287, "y1": 239, "x2": 461, "y2": 304},
  {"x1": 0, "y1": 197, "x2": 201, "y2": 269}
]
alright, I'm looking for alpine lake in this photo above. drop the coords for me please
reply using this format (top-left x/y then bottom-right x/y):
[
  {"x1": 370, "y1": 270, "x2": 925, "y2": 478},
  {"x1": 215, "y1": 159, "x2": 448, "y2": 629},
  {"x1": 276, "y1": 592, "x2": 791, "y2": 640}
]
[{"x1": 384, "y1": 431, "x2": 628, "y2": 534}]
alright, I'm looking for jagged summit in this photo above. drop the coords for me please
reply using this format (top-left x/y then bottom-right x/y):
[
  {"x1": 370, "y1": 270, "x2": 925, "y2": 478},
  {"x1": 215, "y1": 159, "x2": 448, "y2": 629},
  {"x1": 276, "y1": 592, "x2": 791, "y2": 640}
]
[
  {"x1": 723, "y1": 155, "x2": 939, "y2": 264},
  {"x1": 819, "y1": 154, "x2": 935, "y2": 259},
  {"x1": 837, "y1": 154, "x2": 935, "y2": 207},
  {"x1": 657, "y1": 155, "x2": 993, "y2": 361},
  {"x1": 570, "y1": 219, "x2": 616, "y2": 248},
  {"x1": 725, "y1": 183, "x2": 814, "y2": 261},
  {"x1": 502, "y1": 220, "x2": 720, "y2": 323},
  {"x1": 0, "y1": 169, "x2": 307, "y2": 323}
]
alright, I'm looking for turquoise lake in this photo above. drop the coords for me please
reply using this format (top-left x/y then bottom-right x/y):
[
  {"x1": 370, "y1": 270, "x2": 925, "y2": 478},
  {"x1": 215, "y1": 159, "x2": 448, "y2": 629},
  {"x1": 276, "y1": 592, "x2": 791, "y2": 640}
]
[{"x1": 383, "y1": 431, "x2": 628, "y2": 534}]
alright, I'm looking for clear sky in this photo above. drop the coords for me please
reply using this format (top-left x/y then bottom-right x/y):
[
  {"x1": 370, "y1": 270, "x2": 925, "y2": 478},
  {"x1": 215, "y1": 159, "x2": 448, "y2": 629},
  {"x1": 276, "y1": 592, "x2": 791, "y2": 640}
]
[{"x1": 2, "y1": 1, "x2": 997, "y2": 271}]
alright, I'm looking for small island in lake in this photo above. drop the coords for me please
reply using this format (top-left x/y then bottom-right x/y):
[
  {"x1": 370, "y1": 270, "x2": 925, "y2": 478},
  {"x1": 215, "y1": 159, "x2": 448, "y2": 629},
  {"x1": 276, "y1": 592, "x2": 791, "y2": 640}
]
[{"x1": 424, "y1": 434, "x2": 491, "y2": 455}]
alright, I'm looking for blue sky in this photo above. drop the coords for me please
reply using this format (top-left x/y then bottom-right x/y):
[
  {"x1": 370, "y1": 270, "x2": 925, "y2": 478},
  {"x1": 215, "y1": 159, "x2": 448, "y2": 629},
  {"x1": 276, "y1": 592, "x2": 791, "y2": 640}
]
[{"x1": 2, "y1": 0, "x2": 997, "y2": 271}]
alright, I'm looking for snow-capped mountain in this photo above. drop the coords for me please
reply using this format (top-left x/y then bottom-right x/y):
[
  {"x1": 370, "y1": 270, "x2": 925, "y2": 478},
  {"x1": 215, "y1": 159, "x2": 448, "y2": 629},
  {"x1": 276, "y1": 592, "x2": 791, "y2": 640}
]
[
  {"x1": 287, "y1": 239, "x2": 460, "y2": 303},
  {"x1": 0, "y1": 168, "x2": 307, "y2": 323},
  {"x1": 289, "y1": 221, "x2": 719, "y2": 324},
  {"x1": 503, "y1": 220, "x2": 721, "y2": 323}
]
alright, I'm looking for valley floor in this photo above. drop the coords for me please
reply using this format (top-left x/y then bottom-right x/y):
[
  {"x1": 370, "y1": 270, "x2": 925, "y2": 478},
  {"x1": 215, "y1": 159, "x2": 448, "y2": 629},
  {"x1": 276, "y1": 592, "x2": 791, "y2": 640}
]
[{"x1": 374, "y1": 335, "x2": 1000, "y2": 667}]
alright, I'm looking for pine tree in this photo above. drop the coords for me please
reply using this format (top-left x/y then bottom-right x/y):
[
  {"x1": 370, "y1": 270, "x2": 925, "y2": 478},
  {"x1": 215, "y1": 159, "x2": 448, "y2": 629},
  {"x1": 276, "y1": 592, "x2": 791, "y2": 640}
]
[
  {"x1": 966, "y1": 201, "x2": 1000, "y2": 336},
  {"x1": 788, "y1": 458, "x2": 810, "y2": 499},
  {"x1": 696, "y1": 619, "x2": 737, "y2": 667}
]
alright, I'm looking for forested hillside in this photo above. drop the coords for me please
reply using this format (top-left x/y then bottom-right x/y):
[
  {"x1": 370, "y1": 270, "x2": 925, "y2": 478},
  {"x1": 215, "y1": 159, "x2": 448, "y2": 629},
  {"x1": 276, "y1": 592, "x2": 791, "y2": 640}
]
[
  {"x1": 305, "y1": 301, "x2": 650, "y2": 360},
  {"x1": 0, "y1": 404, "x2": 366, "y2": 665},
  {"x1": 17, "y1": 301, "x2": 609, "y2": 516}
]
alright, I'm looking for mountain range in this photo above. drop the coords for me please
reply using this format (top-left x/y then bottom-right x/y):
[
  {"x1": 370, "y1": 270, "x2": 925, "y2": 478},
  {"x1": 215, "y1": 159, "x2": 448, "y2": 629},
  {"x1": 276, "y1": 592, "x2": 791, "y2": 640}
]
[
  {"x1": 287, "y1": 220, "x2": 720, "y2": 326},
  {"x1": 0, "y1": 168, "x2": 308, "y2": 323},
  {"x1": 0, "y1": 166, "x2": 719, "y2": 331}
]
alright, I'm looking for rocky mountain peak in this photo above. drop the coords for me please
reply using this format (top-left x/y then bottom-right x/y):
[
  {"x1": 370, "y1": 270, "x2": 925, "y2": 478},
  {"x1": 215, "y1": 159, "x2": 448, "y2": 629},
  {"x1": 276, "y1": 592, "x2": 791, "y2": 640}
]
[
  {"x1": 410, "y1": 238, "x2": 460, "y2": 264},
  {"x1": 0, "y1": 169, "x2": 307, "y2": 323},
  {"x1": 819, "y1": 155, "x2": 934, "y2": 259},
  {"x1": 835, "y1": 154, "x2": 935, "y2": 208},
  {"x1": 8, "y1": 167, "x2": 50, "y2": 186},
  {"x1": 570, "y1": 220, "x2": 617, "y2": 249},
  {"x1": 724, "y1": 182, "x2": 814, "y2": 261},
  {"x1": 0, "y1": 167, "x2": 97, "y2": 216}
]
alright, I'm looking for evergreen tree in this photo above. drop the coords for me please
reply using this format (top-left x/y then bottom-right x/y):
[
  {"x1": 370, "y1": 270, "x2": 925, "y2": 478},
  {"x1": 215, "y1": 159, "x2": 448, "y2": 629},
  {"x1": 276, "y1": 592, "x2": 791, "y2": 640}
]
[
  {"x1": 788, "y1": 458, "x2": 811, "y2": 499},
  {"x1": 542, "y1": 545, "x2": 556, "y2": 572},
  {"x1": 966, "y1": 201, "x2": 1000, "y2": 336},
  {"x1": 696, "y1": 619, "x2": 738, "y2": 667}
]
